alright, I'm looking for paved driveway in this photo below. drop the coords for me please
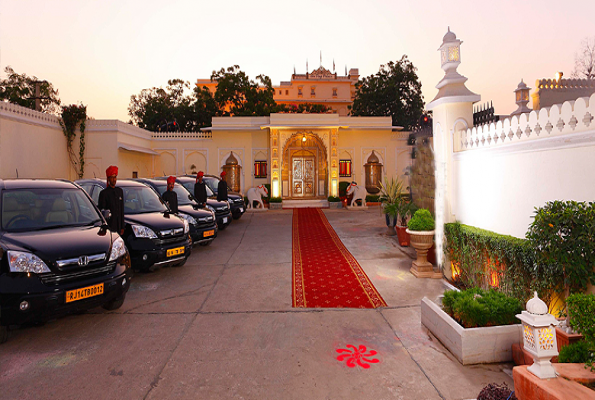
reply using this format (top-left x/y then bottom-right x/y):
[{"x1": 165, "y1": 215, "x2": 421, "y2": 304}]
[{"x1": 0, "y1": 209, "x2": 514, "y2": 399}]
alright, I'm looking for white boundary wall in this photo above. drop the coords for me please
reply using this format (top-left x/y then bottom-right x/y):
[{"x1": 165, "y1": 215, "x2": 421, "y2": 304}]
[{"x1": 451, "y1": 94, "x2": 595, "y2": 238}]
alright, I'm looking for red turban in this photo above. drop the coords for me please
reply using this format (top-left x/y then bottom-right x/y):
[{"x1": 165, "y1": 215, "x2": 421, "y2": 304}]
[
  {"x1": 197, "y1": 171, "x2": 204, "y2": 177},
  {"x1": 167, "y1": 176, "x2": 176, "y2": 185},
  {"x1": 106, "y1": 165, "x2": 118, "y2": 177},
  {"x1": 220, "y1": 171, "x2": 227, "y2": 177}
]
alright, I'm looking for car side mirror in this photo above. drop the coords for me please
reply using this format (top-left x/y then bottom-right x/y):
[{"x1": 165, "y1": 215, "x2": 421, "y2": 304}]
[{"x1": 101, "y1": 209, "x2": 112, "y2": 220}]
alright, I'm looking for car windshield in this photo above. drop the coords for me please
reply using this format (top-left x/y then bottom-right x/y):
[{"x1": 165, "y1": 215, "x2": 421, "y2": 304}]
[
  {"x1": 1, "y1": 188, "x2": 101, "y2": 232},
  {"x1": 203, "y1": 177, "x2": 218, "y2": 193},
  {"x1": 153, "y1": 184, "x2": 194, "y2": 206},
  {"x1": 181, "y1": 180, "x2": 214, "y2": 197},
  {"x1": 122, "y1": 186, "x2": 168, "y2": 214}
]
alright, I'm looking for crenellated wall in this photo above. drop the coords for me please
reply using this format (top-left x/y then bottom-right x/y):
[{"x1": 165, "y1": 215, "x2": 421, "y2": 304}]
[{"x1": 532, "y1": 78, "x2": 595, "y2": 110}]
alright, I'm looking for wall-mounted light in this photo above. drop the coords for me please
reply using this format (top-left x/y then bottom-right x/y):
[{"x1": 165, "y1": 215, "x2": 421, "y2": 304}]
[
  {"x1": 302, "y1": 134, "x2": 307, "y2": 142},
  {"x1": 332, "y1": 179, "x2": 338, "y2": 197},
  {"x1": 272, "y1": 178, "x2": 280, "y2": 198}
]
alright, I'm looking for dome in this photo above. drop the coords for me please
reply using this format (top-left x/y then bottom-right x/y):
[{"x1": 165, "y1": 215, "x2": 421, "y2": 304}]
[
  {"x1": 226, "y1": 151, "x2": 239, "y2": 165},
  {"x1": 442, "y1": 27, "x2": 457, "y2": 44},
  {"x1": 367, "y1": 150, "x2": 380, "y2": 164},
  {"x1": 526, "y1": 292, "x2": 548, "y2": 315}
]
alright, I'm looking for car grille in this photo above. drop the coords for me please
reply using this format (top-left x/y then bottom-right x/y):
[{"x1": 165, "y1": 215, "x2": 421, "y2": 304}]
[
  {"x1": 154, "y1": 236, "x2": 187, "y2": 245},
  {"x1": 41, "y1": 262, "x2": 116, "y2": 285},
  {"x1": 160, "y1": 228, "x2": 184, "y2": 237},
  {"x1": 196, "y1": 220, "x2": 215, "y2": 229},
  {"x1": 56, "y1": 253, "x2": 107, "y2": 270}
]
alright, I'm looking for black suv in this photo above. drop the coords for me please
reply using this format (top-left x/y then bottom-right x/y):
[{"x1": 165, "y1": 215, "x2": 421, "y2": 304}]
[
  {"x1": 76, "y1": 179, "x2": 192, "y2": 272},
  {"x1": 134, "y1": 179, "x2": 218, "y2": 246},
  {"x1": 156, "y1": 177, "x2": 233, "y2": 230},
  {"x1": 0, "y1": 179, "x2": 132, "y2": 344}
]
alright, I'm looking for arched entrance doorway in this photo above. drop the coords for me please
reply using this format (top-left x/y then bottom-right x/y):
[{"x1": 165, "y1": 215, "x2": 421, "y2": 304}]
[{"x1": 281, "y1": 132, "x2": 328, "y2": 199}]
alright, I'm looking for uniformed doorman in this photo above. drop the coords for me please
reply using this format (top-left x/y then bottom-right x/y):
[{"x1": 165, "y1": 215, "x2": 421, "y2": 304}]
[
  {"x1": 194, "y1": 171, "x2": 207, "y2": 207},
  {"x1": 162, "y1": 176, "x2": 179, "y2": 213},
  {"x1": 98, "y1": 165, "x2": 125, "y2": 235},
  {"x1": 217, "y1": 171, "x2": 228, "y2": 202}
]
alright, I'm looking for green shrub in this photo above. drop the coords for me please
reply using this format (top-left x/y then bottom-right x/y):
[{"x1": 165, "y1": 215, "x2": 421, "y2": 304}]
[
  {"x1": 366, "y1": 195, "x2": 380, "y2": 202},
  {"x1": 444, "y1": 222, "x2": 548, "y2": 305},
  {"x1": 567, "y1": 293, "x2": 595, "y2": 371},
  {"x1": 339, "y1": 181, "x2": 351, "y2": 198},
  {"x1": 558, "y1": 340, "x2": 591, "y2": 364},
  {"x1": 327, "y1": 196, "x2": 340, "y2": 202},
  {"x1": 442, "y1": 288, "x2": 523, "y2": 328},
  {"x1": 264, "y1": 184, "x2": 271, "y2": 199},
  {"x1": 268, "y1": 197, "x2": 282, "y2": 203},
  {"x1": 407, "y1": 208, "x2": 435, "y2": 231}
]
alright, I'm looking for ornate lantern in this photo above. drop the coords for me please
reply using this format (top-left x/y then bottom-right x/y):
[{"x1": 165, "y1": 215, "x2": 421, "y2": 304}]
[
  {"x1": 511, "y1": 80, "x2": 532, "y2": 116},
  {"x1": 364, "y1": 150, "x2": 382, "y2": 194},
  {"x1": 222, "y1": 151, "x2": 242, "y2": 193},
  {"x1": 439, "y1": 27, "x2": 461, "y2": 71},
  {"x1": 516, "y1": 292, "x2": 559, "y2": 379}
]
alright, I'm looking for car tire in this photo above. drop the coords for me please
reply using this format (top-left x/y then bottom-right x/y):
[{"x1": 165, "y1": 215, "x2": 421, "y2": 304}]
[
  {"x1": 232, "y1": 213, "x2": 242, "y2": 220},
  {"x1": 0, "y1": 325, "x2": 8, "y2": 344},
  {"x1": 102, "y1": 294, "x2": 126, "y2": 311}
]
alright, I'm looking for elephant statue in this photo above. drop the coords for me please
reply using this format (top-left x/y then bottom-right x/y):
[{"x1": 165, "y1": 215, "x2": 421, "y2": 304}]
[
  {"x1": 346, "y1": 182, "x2": 367, "y2": 207},
  {"x1": 246, "y1": 185, "x2": 268, "y2": 209}
]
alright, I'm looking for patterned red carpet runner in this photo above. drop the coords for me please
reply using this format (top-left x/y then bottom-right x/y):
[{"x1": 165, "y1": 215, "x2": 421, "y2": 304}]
[{"x1": 292, "y1": 208, "x2": 386, "y2": 308}]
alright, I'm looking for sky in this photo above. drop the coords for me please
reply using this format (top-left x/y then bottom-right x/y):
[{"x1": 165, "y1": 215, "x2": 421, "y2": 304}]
[{"x1": 1, "y1": 0, "x2": 594, "y2": 122}]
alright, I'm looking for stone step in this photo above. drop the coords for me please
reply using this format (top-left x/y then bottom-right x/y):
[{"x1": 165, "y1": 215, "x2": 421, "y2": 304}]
[{"x1": 282, "y1": 200, "x2": 329, "y2": 209}]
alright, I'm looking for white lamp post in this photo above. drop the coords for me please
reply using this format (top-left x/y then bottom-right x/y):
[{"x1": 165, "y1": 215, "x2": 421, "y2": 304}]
[
  {"x1": 516, "y1": 292, "x2": 559, "y2": 379},
  {"x1": 511, "y1": 80, "x2": 532, "y2": 116}
]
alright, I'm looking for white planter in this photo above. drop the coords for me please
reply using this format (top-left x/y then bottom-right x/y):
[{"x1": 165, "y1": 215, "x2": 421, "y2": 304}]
[
  {"x1": 329, "y1": 202, "x2": 342, "y2": 209},
  {"x1": 269, "y1": 202, "x2": 283, "y2": 209},
  {"x1": 421, "y1": 297, "x2": 522, "y2": 365}
]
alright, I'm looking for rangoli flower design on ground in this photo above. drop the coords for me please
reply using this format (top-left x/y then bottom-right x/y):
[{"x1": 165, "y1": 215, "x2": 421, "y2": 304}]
[{"x1": 336, "y1": 344, "x2": 380, "y2": 368}]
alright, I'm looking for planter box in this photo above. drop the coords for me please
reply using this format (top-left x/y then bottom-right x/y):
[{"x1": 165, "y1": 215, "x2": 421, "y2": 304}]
[
  {"x1": 556, "y1": 326, "x2": 584, "y2": 353},
  {"x1": 268, "y1": 202, "x2": 283, "y2": 209},
  {"x1": 329, "y1": 201, "x2": 342, "y2": 209},
  {"x1": 421, "y1": 297, "x2": 522, "y2": 365},
  {"x1": 395, "y1": 225, "x2": 410, "y2": 246}
]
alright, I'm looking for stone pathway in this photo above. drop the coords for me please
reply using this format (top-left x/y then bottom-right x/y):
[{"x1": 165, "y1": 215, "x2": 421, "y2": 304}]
[{"x1": 0, "y1": 208, "x2": 514, "y2": 399}]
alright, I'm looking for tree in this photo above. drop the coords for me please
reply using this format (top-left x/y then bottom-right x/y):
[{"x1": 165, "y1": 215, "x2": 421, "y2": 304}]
[
  {"x1": 128, "y1": 79, "x2": 200, "y2": 132},
  {"x1": 350, "y1": 56, "x2": 424, "y2": 130},
  {"x1": 211, "y1": 65, "x2": 279, "y2": 116},
  {"x1": 0, "y1": 66, "x2": 61, "y2": 114},
  {"x1": 572, "y1": 36, "x2": 595, "y2": 79}
]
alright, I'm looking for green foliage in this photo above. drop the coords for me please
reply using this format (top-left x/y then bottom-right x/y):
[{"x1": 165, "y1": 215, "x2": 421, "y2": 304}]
[
  {"x1": 0, "y1": 66, "x2": 61, "y2": 114},
  {"x1": 396, "y1": 195, "x2": 416, "y2": 226},
  {"x1": 60, "y1": 104, "x2": 87, "y2": 179},
  {"x1": 382, "y1": 202, "x2": 398, "y2": 218},
  {"x1": 444, "y1": 222, "x2": 551, "y2": 304},
  {"x1": 567, "y1": 294, "x2": 595, "y2": 344},
  {"x1": 558, "y1": 340, "x2": 591, "y2": 364},
  {"x1": 526, "y1": 201, "x2": 595, "y2": 294},
  {"x1": 264, "y1": 184, "x2": 271, "y2": 199},
  {"x1": 339, "y1": 181, "x2": 351, "y2": 198},
  {"x1": 128, "y1": 79, "x2": 213, "y2": 132},
  {"x1": 327, "y1": 196, "x2": 340, "y2": 202},
  {"x1": 211, "y1": 65, "x2": 280, "y2": 116},
  {"x1": 407, "y1": 208, "x2": 434, "y2": 231},
  {"x1": 351, "y1": 56, "x2": 424, "y2": 130},
  {"x1": 378, "y1": 177, "x2": 403, "y2": 206},
  {"x1": 442, "y1": 288, "x2": 523, "y2": 328},
  {"x1": 281, "y1": 103, "x2": 331, "y2": 113},
  {"x1": 366, "y1": 195, "x2": 380, "y2": 202},
  {"x1": 268, "y1": 197, "x2": 282, "y2": 203}
]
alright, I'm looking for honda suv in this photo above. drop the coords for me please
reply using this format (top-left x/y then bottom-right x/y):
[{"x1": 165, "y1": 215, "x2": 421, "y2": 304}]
[
  {"x1": 0, "y1": 179, "x2": 132, "y2": 344},
  {"x1": 134, "y1": 179, "x2": 218, "y2": 246},
  {"x1": 76, "y1": 179, "x2": 192, "y2": 272}
]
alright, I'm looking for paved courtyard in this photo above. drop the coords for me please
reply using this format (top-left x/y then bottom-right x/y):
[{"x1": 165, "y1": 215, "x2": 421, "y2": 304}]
[{"x1": 0, "y1": 209, "x2": 514, "y2": 399}]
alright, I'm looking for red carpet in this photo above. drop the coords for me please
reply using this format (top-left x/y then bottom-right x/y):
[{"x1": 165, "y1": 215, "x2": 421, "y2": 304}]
[{"x1": 292, "y1": 208, "x2": 386, "y2": 308}]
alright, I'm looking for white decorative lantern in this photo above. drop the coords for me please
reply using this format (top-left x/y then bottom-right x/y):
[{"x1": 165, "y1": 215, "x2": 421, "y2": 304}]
[
  {"x1": 439, "y1": 27, "x2": 462, "y2": 72},
  {"x1": 511, "y1": 80, "x2": 532, "y2": 116},
  {"x1": 516, "y1": 292, "x2": 559, "y2": 379}
]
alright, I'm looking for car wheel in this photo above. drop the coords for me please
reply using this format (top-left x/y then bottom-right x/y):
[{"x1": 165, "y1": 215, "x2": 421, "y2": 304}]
[
  {"x1": 0, "y1": 325, "x2": 8, "y2": 344},
  {"x1": 232, "y1": 213, "x2": 242, "y2": 220},
  {"x1": 102, "y1": 294, "x2": 126, "y2": 311}
]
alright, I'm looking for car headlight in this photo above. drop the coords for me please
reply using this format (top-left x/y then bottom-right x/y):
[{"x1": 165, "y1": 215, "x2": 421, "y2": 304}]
[
  {"x1": 206, "y1": 205, "x2": 215, "y2": 213},
  {"x1": 182, "y1": 218, "x2": 189, "y2": 234},
  {"x1": 132, "y1": 224, "x2": 158, "y2": 239},
  {"x1": 180, "y1": 213, "x2": 197, "y2": 226},
  {"x1": 109, "y1": 236, "x2": 127, "y2": 262},
  {"x1": 7, "y1": 251, "x2": 51, "y2": 273}
]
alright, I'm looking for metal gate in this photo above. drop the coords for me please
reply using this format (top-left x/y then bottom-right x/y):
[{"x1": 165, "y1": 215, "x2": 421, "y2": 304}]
[{"x1": 292, "y1": 157, "x2": 315, "y2": 197}]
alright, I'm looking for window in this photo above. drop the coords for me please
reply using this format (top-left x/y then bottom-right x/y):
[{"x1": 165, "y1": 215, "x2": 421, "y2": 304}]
[
  {"x1": 339, "y1": 160, "x2": 352, "y2": 177},
  {"x1": 279, "y1": 90, "x2": 282, "y2": 95},
  {"x1": 310, "y1": 86, "x2": 315, "y2": 97},
  {"x1": 332, "y1": 88, "x2": 338, "y2": 97},
  {"x1": 298, "y1": 87, "x2": 303, "y2": 97},
  {"x1": 254, "y1": 161, "x2": 267, "y2": 178},
  {"x1": 132, "y1": 171, "x2": 138, "y2": 178},
  {"x1": 285, "y1": 90, "x2": 289, "y2": 95}
]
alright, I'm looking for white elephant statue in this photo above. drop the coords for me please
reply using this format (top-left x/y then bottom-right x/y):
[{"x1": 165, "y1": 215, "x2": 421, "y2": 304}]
[
  {"x1": 246, "y1": 185, "x2": 268, "y2": 209},
  {"x1": 346, "y1": 182, "x2": 367, "y2": 207}
]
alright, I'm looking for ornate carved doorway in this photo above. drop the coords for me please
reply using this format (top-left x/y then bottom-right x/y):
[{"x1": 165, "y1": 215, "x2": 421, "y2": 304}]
[{"x1": 292, "y1": 155, "x2": 316, "y2": 197}]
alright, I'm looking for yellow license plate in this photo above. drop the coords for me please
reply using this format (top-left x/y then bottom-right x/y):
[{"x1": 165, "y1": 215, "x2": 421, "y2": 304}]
[
  {"x1": 167, "y1": 247, "x2": 185, "y2": 257},
  {"x1": 204, "y1": 230, "x2": 215, "y2": 237},
  {"x1": 66, "y1": 283, "x2": 104, "y2": 303}
]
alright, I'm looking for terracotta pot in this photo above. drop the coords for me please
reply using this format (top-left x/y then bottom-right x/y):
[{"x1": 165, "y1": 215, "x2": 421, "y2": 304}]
[
  {"x1": 407, "y1": 229, "x2": 441, "y2": 278},
  {"x1": 555, "y1": 326, "x2": 584, "y2": 353},
  {"x1": 395, "y1": 225, "x2": 410, "y2": 246}
]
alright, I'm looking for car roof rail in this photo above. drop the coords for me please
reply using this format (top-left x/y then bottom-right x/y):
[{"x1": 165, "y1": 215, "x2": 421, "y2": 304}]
[{"x1": 56, "y1": 178, "x2": 75, "y2": 186}]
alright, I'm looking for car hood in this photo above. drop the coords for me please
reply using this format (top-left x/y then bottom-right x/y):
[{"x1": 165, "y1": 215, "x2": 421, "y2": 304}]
[
  {"x1": 125, "y1": 212, "x2": 185, "y2": 231},
  {"x1": 2, "y1": 225, "x2": 113, "y2": 265},
  {"x1": 206, "y1": 199, "x2": 229, "y2": 208},
  {"x1": 178, "y1": 205, "x2": 213, "y2": 218}
]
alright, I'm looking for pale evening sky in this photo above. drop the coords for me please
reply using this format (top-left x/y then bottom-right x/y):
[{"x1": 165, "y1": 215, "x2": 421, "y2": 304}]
[{"x1": 1, "y1": 0, "x2": 593, "y2": 122}]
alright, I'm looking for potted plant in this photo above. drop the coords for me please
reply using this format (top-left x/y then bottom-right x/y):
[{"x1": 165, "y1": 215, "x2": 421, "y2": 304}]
[
  {"x1": 394, "y1": 197, "x2": 416, "y2": 246},
  {"x1": 327, "y1": 196, "x2": 342, "y2": 209},
  {"x1": 406, "y1": 208, "x2": 440, "y2": 278},
  {"x1": 378, "y1": 177, "x2": 403, "y2": 236}
]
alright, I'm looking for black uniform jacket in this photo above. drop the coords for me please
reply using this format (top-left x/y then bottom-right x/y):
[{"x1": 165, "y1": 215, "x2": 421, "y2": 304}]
[
  {"x1": 98, "y1": 186, "x2": 125, "y2": 233},
  {"x1": 194, "y1": 181, "x2": 207, "y2": 205},
  {"x1": 217, "y1": 180, "x2": 228, "y2": 202},
  {"x1": 162, "y1": 190, "x2": 178, "y2": 213}
]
